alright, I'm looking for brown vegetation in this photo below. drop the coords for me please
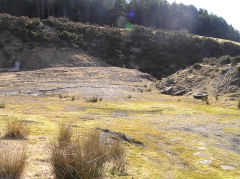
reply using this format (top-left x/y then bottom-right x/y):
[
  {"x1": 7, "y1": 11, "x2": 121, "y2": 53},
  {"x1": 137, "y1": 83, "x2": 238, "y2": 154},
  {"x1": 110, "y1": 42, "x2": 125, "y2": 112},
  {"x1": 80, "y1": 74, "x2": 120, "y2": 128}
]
[
  {"x1": 86, "y1": 97, "x2": 98, "y2": 103},
  {"x1": 1, "y1": 14, "x2": 240, "y2": 79},
  {"x1": 49, "y1": 124, "x2": 126, "y2": 178},
  {"x1": 4, "y1": 120, "x2": 30, "y2": 139},
  {"x1": 0, "y1": 142, "x2": 28, "y2": 179},
  {"x1": 0, "y1": 102, "x2": 5, "y2": 108}
]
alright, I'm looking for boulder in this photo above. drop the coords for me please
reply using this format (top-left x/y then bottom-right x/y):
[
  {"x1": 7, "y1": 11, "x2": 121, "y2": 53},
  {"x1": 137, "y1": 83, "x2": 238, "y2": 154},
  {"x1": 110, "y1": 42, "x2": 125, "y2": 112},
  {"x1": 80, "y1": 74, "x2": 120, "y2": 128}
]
[
  {"x1": 163, "y1": 87, "x2": 174, "y2": 95},
  {"x1": 174, "y1": 89, "x2": 186, "y2": 96}
]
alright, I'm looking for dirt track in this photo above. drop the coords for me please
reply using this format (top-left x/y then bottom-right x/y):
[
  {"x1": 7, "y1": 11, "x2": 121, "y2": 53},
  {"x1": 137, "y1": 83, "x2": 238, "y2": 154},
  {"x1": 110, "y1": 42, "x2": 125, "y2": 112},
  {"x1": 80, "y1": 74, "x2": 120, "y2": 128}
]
[{"x1": 0, "y1": 67, "x2": 154, "y2": 98}]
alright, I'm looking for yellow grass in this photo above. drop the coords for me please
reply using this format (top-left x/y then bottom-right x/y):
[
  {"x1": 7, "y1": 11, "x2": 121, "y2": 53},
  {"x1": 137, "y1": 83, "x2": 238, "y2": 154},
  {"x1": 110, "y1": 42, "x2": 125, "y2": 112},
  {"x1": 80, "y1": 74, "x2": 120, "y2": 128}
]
[{"x1": 0, "y1": 93, "x2": 239, "y2": 178}]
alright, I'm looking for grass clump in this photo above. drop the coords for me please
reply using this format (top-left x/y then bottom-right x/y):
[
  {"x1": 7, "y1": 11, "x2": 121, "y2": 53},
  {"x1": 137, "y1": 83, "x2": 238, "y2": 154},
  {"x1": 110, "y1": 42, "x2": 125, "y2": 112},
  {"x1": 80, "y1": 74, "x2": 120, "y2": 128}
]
[
  {"x1": 109, "y1": 140, "x2": 126, "y2": 176},
  {"x1": 0, "y1": 102, "x2": 5, "y2": 108},
  {"x1": 4, "y1": 120, "x2": 30, "y2": 139},
  {"x1": 0, "y1": 142, "x2": 28, "y2": 179},
  {"x1": 49, "y1": 130, "x2": 108, "y2": 179},
  {"x1": 86, "y1": 97, "x2": 98, "y2": 103},
  {"x1": 57, "y1": 122, "x2": 73, "y2": 144},
  {"x1": 49, "y1": 125, "x2": 127, "y2": 178},
  {"x1": 127, "y1": 95, "x2": 132, "y2": 99}
]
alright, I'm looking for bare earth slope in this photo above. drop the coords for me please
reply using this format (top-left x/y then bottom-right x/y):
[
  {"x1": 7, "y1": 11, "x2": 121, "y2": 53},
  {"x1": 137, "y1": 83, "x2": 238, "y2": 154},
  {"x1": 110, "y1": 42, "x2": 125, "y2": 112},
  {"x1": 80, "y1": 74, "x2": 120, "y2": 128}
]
[
  {"x1": 157, "y1": 56, "x2": 240, "y2": 98},
  {"x1": 0, "y1": 66, "x2": 154, "y2": 98}
]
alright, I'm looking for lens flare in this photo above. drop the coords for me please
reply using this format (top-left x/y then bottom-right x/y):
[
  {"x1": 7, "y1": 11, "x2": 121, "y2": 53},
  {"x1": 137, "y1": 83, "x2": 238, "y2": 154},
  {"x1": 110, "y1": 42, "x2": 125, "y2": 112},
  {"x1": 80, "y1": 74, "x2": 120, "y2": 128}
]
[
  {"x1": 125, "y1": 22, "x2": 133, "y2": 31},
  {"x1": 128, "y1": 12, "x2": 135, "y2": 18}
]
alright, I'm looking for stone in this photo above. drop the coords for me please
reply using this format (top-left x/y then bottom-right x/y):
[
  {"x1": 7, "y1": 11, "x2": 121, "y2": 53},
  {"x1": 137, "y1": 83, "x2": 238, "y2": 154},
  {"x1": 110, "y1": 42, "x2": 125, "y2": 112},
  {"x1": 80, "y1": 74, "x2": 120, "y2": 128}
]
[
  {"x1": 193, "y1": 152, "x2": 201, "y2": 156},
  {"x1": 198, "y1": 147, "x2": 206, "y2": 150},
  {"x1": 199, "y1": 142, "x2": 206, "y2": 146},
  {"x1": 165, "y1": 87, "x2": 174, "y2": 95},
  {"x1": 221, "y1": 165, "x2": 235, "y2": 170},
  {"x1": 200, "y1": 160, "x2": 212, "y2": 164},
  {"x1": 174, "y1": 89, "x2": 186, "y2": 96}
]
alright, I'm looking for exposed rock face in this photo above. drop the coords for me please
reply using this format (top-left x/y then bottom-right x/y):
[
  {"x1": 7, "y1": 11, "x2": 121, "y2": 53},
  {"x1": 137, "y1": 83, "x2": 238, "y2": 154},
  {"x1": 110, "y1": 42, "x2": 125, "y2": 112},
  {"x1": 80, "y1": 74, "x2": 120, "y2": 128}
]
[{"x1": 156, "y1": 56, "x2": 240, "y2": 98}]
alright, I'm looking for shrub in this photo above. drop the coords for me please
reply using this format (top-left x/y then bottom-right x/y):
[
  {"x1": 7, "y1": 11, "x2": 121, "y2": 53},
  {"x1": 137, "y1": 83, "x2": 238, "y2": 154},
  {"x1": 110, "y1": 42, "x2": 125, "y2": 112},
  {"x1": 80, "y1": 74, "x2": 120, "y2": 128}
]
[
  {"x1": 4, "y1": 120, "x2": 30, "y2": 139},
  {"x1": 57, "y1": 122, "x2": 72, "y2": 144},
  {"x1": 205, "y1": 99, "x2": 210, "y2": 105},
  {"x1": 219, "y1": 55, "x2": 231, "y2": 66},
  {"x1": 49, "y1": 131, "x2": 109, "y2": 179},
  {"x1": 127, "y1": 95, "x2": 132, "y2": 99},
  {"x1": 238, "y1": 100, "x2": 240, "y2": 109},
  {"x1": 109, "y1": 140, "x2": 126, "y2": 175},
  {"x1": 232, "y1": 56, "x2": 240, "y2": 65},
  {"x1": 71, "y1": 96, "x2": 75, "y2": 101},
  {"x1": 86, "y1": 97, "x2": 98, "y2": 103},
  {"x1": 0, "y1": 102, "x2": 5, "y2": 108},
  {"x1": 146, "y1": 88, "x2": 152, "y2": 92},
  {"x1": 193, "y1": 63, "x2": 201, "y2": 70},
  {"x1": 0, "y1": 142, "x2": 28, "y2": 179}
]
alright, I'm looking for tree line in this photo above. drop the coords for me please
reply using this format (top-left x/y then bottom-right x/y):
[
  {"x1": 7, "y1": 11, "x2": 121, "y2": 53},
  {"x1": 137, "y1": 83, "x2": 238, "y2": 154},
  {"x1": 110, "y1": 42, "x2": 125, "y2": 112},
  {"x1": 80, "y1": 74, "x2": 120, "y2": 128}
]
[{"x1": 0, "y1": 0, "x2": 239, "y2": 42}]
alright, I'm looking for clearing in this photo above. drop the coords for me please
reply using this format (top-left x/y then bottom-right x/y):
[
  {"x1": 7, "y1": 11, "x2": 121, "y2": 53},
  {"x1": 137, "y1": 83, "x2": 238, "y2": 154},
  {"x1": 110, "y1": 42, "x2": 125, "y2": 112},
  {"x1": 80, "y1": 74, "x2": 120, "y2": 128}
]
[{"x1": 0, "y1": 66, "x2": 239, "y2": 178}]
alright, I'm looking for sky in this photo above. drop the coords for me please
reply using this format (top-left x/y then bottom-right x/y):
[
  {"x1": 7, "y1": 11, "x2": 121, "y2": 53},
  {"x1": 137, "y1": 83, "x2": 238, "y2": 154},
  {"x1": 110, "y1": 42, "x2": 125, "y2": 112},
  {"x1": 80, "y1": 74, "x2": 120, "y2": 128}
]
[{"x1": 167, "y1": 0, "x2": 240, "y2": 31}]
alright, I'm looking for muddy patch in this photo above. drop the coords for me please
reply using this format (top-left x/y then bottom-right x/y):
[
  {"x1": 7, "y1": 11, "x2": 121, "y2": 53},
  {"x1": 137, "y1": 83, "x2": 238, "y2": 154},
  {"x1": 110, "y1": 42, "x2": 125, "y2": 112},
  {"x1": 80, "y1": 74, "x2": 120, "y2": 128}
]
[{"x1": 98, "y1": 128, "x2": 144, "y2": 146}]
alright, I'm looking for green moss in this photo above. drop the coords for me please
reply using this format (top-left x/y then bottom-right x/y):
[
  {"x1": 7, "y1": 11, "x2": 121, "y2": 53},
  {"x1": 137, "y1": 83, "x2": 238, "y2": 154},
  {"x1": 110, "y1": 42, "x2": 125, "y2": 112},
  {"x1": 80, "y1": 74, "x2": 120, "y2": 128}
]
[{"x1": 0, "y1": 94, "x2": 239, "y2": 178}]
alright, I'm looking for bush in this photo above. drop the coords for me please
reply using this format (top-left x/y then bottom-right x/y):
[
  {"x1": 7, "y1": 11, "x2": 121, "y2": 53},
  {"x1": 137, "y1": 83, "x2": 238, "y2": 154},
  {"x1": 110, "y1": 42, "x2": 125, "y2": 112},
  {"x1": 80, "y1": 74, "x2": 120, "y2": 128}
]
[
  {"x1": 49, "y1": 127, "x2": 127, "y2": 178},
  {"x1": 0, "y1": 102, "x2": 5, "y2": 108},
  {"x1": 0, "y1": 142, "x2": 28, "y2": 179},
  {"x1": 232, "y1": 56, "x2": 240, "y2": 65},
  {"x1": 57, "y1": 122, "x2": 72, "y2": 144},
  {"x1": 49, "y1": 131, "x2": 108, "y2": 179},
  {"x1": 4, "y1": 120, "x2": 30, "y2": 139},
  {"x1": 219, "y1": 55, "x2": 232, "y2": 66},
  {"x1": 238, "y1": 100, "x2": 240, "y2": 109},
  {"x1": 109, "y1": 140, "x2": 126, "y2": 175},
  {"x1": 86, "y1": 97, "x2": 98, "y2": 103}
]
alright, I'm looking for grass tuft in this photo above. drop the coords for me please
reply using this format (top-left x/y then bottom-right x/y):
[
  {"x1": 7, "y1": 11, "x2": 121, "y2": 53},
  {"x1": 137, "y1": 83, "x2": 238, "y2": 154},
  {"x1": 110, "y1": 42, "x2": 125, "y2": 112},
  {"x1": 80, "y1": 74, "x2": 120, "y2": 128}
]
[
  {"x1": 109, "y1": 140, "x2": 126, "y2": 176},
  {"x1": 0, "y1": 102, "x2": 5, "y2": 108},
  {"x1": 4, "y1": 120, "x2": 30, "y2": 139},
  {"x1": 86, "y1": 97, "x2": 98, "y2": 103},
  {"x1": 57, "y1": 122, "x2": 73, "y2": 145},
  {"x1": 127, "y1": 95, "x2": 132, "y2": 99},
  {"x1": 71, "y1": 96, "x2": 75, "y2": 101},
  {"x1": 49, "y1": 130, "x2": 108, "y2": 178},
  {"x1": 0, "y1": 142, "x2": 28, "y2": 179}
]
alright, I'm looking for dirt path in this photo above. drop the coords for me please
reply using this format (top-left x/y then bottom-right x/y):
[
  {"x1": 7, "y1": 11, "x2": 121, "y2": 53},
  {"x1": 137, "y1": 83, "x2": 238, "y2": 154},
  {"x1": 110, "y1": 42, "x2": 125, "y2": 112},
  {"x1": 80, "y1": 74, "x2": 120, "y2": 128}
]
[{"x1": 0, "y1": 67, "x2": 154, "y2": 98}]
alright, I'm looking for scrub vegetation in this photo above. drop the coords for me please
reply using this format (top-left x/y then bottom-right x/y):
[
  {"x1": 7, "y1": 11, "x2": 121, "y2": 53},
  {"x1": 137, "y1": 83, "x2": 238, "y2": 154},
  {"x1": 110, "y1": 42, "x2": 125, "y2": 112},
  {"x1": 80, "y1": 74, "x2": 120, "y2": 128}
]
[{"x1": 1, "y1": 14, "x2": 240, "y2": 78}]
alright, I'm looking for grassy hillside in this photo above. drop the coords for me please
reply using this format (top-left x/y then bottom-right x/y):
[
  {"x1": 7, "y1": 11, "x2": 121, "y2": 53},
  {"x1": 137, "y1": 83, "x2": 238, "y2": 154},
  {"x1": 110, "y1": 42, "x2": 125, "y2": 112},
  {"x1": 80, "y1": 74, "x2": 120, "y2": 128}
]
[{"x1": 1, "y1": 14, "x2": 240, "y2": 78}]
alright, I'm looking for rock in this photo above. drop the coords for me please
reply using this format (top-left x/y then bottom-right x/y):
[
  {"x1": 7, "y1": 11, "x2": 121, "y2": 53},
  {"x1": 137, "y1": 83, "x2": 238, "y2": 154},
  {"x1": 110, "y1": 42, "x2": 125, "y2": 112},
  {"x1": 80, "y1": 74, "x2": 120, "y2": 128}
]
[
  {"x1": 221, "y1": 165, "x2": 235, "y2": 170},
  {"x1": 200, "y1": 160, "x2": 212, "y2": 164},
  {"x1": 193, "y1": 152, "x2": 201, "y2": 156},
  {"x1": 187, "y1": 91, "x2": 193, "y2": 95},
  {"x1": 193, "y1": 63, "x2": 202, "y2": 70},
  {"x1": 198, "y1": 147, "x2": 206, "y2": 150},
  {"x1": 199, "y1": 142, "x2": 206, "y2": 146},
  {"x1": 164, "y1": 87, "x2": 174, "y2": 95},
  {"x1": 174, "y1": 89, "x2": 186, "y2": 96}
]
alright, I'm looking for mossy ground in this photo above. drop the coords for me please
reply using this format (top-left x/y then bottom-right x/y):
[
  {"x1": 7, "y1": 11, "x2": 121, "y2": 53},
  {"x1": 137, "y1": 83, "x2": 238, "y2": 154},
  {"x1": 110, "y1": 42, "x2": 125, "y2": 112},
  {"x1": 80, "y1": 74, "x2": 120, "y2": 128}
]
[{"x1": 0, "y1": 93, "x2": 239, "y2": 178}]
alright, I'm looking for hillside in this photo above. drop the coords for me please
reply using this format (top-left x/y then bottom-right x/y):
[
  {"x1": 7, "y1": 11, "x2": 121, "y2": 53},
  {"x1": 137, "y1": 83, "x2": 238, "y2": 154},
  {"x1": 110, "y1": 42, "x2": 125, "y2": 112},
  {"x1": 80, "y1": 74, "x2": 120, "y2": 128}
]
[
  {"x1": 0, "y1": 13, "x2": 240, "y2": 179},
  {"x1": 157, "y1": 56, "x2": 240, "y2": 98},
  {"x1": 1, "y1": 0, "x2": 240, "y2": 42},
  {"x1": 1, "y1": 14, "x2": 240, "y2": 79}
]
